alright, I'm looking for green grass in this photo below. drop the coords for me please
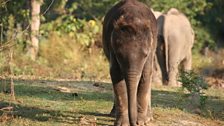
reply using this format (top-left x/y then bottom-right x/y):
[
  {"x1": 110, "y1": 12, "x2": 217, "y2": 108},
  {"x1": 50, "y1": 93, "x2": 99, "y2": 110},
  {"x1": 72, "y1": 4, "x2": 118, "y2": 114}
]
[{"x1": 0, "y1": 80, "x2": 223, "y2": 125}]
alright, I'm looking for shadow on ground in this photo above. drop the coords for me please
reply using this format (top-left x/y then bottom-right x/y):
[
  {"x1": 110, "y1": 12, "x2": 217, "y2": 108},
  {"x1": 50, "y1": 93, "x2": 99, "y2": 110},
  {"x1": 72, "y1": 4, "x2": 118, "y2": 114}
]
[
  {"x1": 79, "y1": 111, "x2": 114, "y2": 126},
  {"x1": 0, "y1": 101, "x2": 79, "y2": 124},
  {"x1": 1, "y1": 79, "x2": 113, "y2": 102},
  {"x1": 0, "y1": 79, "x2": 224, "y2": 125},
  {"x1": 152, "y1": 89, "x2": 224, "y2": 121}
]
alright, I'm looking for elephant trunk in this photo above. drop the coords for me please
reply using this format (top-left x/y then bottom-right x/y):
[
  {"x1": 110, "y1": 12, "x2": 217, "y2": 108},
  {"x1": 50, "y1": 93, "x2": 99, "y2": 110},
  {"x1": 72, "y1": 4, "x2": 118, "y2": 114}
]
[{"x1": 124, "y1": 70, "x2": 141, "y2": 125}]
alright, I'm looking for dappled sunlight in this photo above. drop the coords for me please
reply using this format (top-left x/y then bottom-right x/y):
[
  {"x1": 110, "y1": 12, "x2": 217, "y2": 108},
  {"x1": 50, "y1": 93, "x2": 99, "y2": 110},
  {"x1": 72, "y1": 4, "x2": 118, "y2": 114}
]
[{"x1": 0, "y1": 80, "x2": 223, "y2": 125}]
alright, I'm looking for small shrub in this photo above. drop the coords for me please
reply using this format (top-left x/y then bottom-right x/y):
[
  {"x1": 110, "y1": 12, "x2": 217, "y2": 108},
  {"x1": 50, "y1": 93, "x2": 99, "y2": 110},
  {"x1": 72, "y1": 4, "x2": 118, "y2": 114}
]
[{"x1": 178, "y1": 70, "x2": 209, "y2": 109}]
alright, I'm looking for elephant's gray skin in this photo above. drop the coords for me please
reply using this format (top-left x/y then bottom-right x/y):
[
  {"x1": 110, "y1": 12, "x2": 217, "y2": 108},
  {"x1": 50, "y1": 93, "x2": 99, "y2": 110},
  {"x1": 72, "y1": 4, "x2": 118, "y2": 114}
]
[
  {"x1": 155, "y1": 8, "x2": 195, "y2": 86},
  {"x1": 102, "y1": 0, "x2": 157, "y2": 125}
]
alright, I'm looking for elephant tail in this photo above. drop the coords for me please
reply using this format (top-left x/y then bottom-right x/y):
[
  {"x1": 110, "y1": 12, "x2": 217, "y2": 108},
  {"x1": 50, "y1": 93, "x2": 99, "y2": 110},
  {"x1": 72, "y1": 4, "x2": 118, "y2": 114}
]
[
  {"x1": 157, "y1": 14, "x2": 169, "y2": 83},
  {"x1": 163, "y1": 16, "x2": 169, "y2": 73},
  {"x1": 164, "y1": 33, "x2": 169, "y2": 74}
]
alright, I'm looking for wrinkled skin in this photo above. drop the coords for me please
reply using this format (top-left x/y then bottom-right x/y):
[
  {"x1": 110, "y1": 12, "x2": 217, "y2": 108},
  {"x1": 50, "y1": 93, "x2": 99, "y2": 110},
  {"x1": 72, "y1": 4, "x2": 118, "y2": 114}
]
[
  {"x1": 102, "y1": 0, "x2": 157, "y2": 125},
  {"x1": 154, "y1": 8, "x2": 195, "y2": 86}
]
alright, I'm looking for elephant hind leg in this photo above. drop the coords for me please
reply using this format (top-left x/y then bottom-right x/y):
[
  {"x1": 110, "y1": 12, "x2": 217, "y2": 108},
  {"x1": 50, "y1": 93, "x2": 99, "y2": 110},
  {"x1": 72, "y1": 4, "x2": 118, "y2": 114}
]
[
  {"x1": 168, "y1": 62, "x2": 179, "y2": 87},
  {"x1": 182, "y1": 51, "x2": 192, "y2": 71}
]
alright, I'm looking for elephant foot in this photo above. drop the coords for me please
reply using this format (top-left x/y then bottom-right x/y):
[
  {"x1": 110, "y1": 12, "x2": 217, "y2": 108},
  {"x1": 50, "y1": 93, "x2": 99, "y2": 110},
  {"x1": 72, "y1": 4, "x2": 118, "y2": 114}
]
[
  {"x1": 168, "y1": 81, "x2": 178, "y2": 87},
  {"x1": 137, "y1": 113, "x2": 152, "y2": 126},
  {"x1": 137, "y1": 117, "x2": 151, "y2": 126},
  {"x1": 114, "y1": 115, "x2": 129, "y2": 126},
  {"x1": 177, "y1": 81, "x2": 182, "y2": 87}
]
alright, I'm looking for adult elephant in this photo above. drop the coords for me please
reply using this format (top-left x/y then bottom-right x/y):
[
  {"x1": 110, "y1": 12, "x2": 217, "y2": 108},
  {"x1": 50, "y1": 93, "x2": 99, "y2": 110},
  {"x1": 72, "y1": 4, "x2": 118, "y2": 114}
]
[
  {"x1": 102, "y1": 0, "x2": 157, "y2": 125},
  {"x1": 155, "y1": 8, "x2": 195, "y2": 86}
]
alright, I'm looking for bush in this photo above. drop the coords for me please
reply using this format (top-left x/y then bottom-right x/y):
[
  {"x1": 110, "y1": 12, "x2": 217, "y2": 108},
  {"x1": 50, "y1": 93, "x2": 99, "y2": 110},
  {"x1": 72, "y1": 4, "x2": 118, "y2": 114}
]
[
  {"x1": 39, "y1": 33, "x2": 109, "y2": 80},
  {"x1": 40, "y1": 16, "x2": 101, "y2": 48},
  {"x1": 178, "y1": 70, "x2": 209, "y2": 108}
]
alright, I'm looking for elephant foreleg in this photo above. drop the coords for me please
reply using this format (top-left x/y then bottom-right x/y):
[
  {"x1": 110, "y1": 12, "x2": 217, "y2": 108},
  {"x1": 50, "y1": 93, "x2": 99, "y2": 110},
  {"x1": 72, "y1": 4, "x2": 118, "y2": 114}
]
[
  {"x1": 110, "y1": 57, "x2": 129, "y2": 126},
  {"x1": 137, "y1": 59, "x2": 153, "y2": 125}
]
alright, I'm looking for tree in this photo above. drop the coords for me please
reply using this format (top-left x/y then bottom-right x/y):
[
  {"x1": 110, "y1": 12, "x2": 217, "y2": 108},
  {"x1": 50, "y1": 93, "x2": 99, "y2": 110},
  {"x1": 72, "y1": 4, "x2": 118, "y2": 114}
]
[{"x1": 27, "y1": 0, "x2": 42, "y2": 60}]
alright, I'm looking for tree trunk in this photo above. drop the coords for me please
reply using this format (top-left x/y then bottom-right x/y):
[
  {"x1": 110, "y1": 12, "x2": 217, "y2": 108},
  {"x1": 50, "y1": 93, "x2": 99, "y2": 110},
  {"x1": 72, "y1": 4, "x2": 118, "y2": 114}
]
[
  {"x1": 9, "y1": 49, "x2": 15, "y2": 101},
  {"x1": 28, "y1": 0, "x2": 42, "y2": 60}
]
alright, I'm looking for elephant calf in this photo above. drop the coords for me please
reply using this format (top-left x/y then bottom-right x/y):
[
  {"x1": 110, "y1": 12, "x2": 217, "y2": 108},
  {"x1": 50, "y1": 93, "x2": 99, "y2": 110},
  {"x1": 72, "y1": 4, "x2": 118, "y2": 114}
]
[
  {"x1": 154, "y1": 8, "x2": 195, "y2": 86},
  {"x1": 103, "y1": 0, "x2": 157, "y2": 125}
]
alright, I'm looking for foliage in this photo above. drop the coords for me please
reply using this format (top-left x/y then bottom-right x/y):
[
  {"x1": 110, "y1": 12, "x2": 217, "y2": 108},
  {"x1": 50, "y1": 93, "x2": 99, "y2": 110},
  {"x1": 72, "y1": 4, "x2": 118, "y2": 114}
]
[
  {"x1": 178, "y1": 70, "x2": 209, "y2": 108},
  {"x1": 56, "y1": 18, "x2": 99, "y2": 47},
  {"x1": 1, "y1": 0, "x2": 223, "y2": 51},
  {"x1": 2, "y1": 33, "x2": 109, "y2": 80},
  {"x1": 0, "y1": 0, "x2": 224, "y2": 79},
  {"x1": 0, "y1": 0, "x2": 29, "y2": 43},
  {"x1": 40, "y1": 33, "x2": 108, "y2": 80},
  {"x1": 179, "y1": 71, "x2": 208, "y2": 93},
  {"x1": 67, "y1": 0, "x2": 117, "y2": 19},
  {"x1": 200, "y1": 0, "x2": 224, "y2": 43},
  {"x1": 65, "y1": 0, "x2": 222, "y2": 52},
  {"x1": 40, "y1": 1, "x2": 101, "y2": 48}
]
